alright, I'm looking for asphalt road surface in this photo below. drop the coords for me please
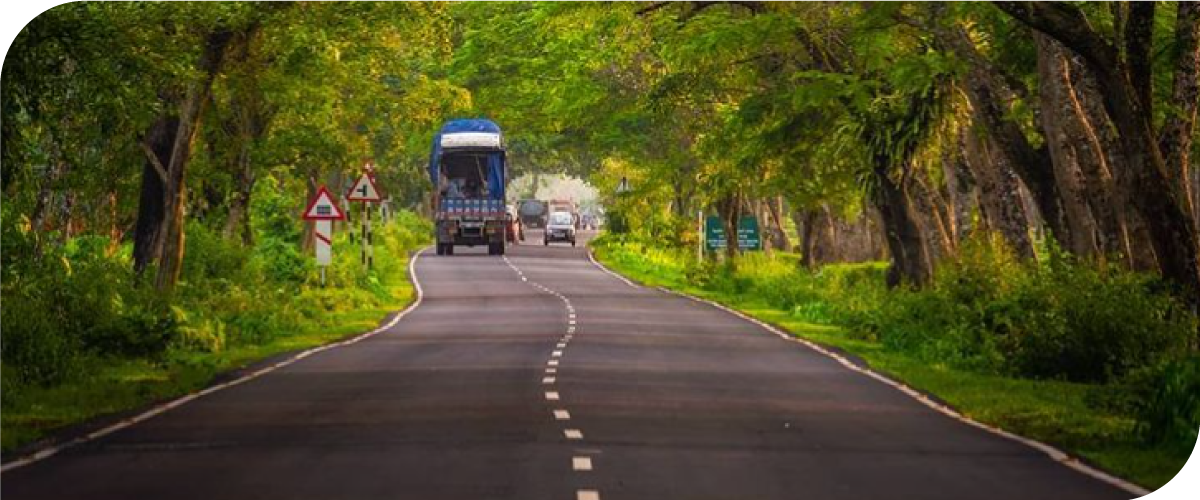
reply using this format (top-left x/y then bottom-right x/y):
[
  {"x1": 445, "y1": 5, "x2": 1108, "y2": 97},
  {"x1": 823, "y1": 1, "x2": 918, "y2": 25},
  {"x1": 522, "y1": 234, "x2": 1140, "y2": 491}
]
[{"x1": 2, "y1": 229, "x2": 1136, "y2": 499}]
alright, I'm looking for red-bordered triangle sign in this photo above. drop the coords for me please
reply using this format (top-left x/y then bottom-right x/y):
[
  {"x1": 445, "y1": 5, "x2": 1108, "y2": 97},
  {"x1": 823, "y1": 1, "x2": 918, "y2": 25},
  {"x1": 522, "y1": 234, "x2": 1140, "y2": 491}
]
[
  {"x1": 303, "y1": 186, "x2": 346, "y2": 220},
  {"x1": 346, "y1": 174, "x2": 382, "y2": 202}
]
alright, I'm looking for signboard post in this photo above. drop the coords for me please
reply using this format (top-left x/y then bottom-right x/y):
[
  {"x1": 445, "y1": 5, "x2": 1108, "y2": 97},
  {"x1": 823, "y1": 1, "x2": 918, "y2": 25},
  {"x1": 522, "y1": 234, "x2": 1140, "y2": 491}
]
[
  {"x1": 346, "y1": 170, "x2": 383, "y2": 269},
  {"x1": 303, "y1": 186, "x2": 346, "y2": 286},
  {"x1": 704, "y1": 215, "x2": 761, "y2": 253}
]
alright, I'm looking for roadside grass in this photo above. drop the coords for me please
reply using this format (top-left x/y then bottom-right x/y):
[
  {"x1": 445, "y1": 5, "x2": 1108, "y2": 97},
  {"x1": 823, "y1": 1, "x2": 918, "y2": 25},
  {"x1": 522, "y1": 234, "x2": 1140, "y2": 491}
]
[
  {"x1": 591, "y1": 233, "x2": 1195, "y2": 491},
  {"x1": 1, "y1": 215, "x2": 428, "y2": 454}
]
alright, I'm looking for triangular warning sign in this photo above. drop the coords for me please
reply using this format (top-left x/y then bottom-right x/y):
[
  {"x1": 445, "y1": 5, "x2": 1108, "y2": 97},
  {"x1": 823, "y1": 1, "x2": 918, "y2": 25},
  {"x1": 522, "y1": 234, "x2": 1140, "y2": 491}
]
[
  {"x1": 303, "y1": 186, "x2": 346, "y2": 220},
  {"x1": 346, "y1": 174, "x2": 382, "y2": 202}
]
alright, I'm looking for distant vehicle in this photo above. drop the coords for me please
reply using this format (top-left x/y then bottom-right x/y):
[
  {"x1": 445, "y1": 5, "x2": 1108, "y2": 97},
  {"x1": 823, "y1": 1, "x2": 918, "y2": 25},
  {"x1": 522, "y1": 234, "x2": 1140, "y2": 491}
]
[
  {"x1": 544, "y1": 211, "x2": 577, "y2": 246},
  {"x1": 429, "y1": 119, "x2": 508, "y2": 256},
  {"x1": 517, "y1": 199, "x2": 548, "y2": 228},
  {"x1": 548, "y1": 199, "x2": 580, "y2": 229},
  {"x1": 506, "y1": 206, "x2": 524, "y2": 243}
]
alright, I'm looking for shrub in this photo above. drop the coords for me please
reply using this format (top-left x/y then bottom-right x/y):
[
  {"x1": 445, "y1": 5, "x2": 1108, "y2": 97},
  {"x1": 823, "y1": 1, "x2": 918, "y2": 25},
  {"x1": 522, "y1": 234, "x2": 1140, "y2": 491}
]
[
  {"x1": 181, "y1": 221, "x2": 253, "y2": 285},
  {"x1": 1137, "y1": 357, "x2": 1200, "y2": 452},
  {"x1": 597, "y1": 230, "x2": 1195, "y2": 383},
  {"x1": 252, "y1": 236, "x2": 310, "y2": 285},
  {"x1": 1, "y1": 293, "x2": 85, "y2": 385}
]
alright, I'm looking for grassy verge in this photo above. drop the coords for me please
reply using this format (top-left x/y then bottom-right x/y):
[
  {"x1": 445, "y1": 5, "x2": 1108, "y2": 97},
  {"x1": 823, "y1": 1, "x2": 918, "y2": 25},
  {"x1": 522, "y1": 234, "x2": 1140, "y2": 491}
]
[
  {"x1": 590, "y1": 233, "x2": 1195, "y2": 490},
  {"x1": 1, "y1": 212, "x2": 430, "y2": 454}
]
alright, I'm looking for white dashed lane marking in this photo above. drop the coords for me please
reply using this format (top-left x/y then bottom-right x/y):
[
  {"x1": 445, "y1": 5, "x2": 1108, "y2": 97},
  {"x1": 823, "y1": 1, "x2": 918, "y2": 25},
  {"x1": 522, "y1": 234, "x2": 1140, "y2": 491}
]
[
  {"x1": 504, "y1": 255, "x2": 601, "y2": 500},
  {"x1": 573, "y1": 456, "x2": 593, "y2": 471}
]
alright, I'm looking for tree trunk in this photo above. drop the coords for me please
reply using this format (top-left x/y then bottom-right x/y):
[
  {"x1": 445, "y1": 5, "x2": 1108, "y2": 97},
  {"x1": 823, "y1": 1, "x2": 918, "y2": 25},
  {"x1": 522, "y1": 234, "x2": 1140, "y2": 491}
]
[
  {"x1": 798, "y1": 209, "x2": 819, "y2": 268},
  {"x1": 907, "y1": 171, "x2": 954, "y2": 260},
  {"x1": 940, "y1": 24, "x2": 1069, "y2": 246},
  {"x1": 301, "y1": 172, "x2": 318, "y2": 253},
  {"x1": 941, "y1": 150, "x2": 977, "y2": 247},
  {"x1": 153, "y1": 30, "x2": 235, "y2": 290},
  {"x1": 132, "y1": 116, "x2": 178, "y2": 276},
  {"x1": 767, "y1": 196, "x2": 790, "y2": 251},
  {"x1": 1036, "y1": 34, "x2": 1101, "y2": 257},
  {"x1": 1161, "y1": 2, "x2": 1200, "y2": 222},
  {"x1": 223, "y1": 144, "x2": 256, "y2": 246},
  {"x1": 962, "y1": 130, "x2": 1035, "y2": 258},
  {"x1": 29, "y1": 160, "x2": 66, "y2": 235},
  {"x1": 872, "y1": 159, "x2": 930, "y2": 287},
  {"x1": 996, "y1": 1, "x2": 1200, "y2": 304},
  {"x1": 1060, "y1": 39, "x2": 1151, "y2": 268},
  {"x1": 223, "y1": 100, "x2": 269, "y2": 246},
  {"x1": 716, "y1": 193, "x2": 741, "y2": 264}
]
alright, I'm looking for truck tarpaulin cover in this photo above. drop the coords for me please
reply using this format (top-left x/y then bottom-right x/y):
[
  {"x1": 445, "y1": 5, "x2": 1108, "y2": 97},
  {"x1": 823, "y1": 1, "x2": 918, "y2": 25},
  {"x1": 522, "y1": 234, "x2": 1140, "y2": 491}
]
[{"x1": 428, "y1": 119, "x2": 506, "y2": 201}]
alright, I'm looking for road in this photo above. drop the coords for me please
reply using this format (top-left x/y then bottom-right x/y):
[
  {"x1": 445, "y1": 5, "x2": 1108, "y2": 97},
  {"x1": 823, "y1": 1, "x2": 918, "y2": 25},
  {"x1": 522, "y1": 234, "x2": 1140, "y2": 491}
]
[{"x1": 2, "y1": 229, "x2": 1135, "y2": 500}]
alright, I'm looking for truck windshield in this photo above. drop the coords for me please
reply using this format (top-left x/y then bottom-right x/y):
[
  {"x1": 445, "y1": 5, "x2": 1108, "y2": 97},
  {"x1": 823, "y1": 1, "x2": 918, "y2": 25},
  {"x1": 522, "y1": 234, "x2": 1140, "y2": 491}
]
[{"x1": 550, "y1": 213, "x2": 573, "y2": 225}]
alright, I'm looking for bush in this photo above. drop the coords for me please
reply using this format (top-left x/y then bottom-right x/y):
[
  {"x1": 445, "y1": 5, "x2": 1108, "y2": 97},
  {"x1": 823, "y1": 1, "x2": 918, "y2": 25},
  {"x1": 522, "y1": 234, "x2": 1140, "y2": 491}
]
[
  {"x1": 0, "y1": 231, "x2": 177, "y2": 384},
  {"x1": 1137, "y1": 357, "x2": 1200, "y2": 451},
  {"x1": 1, "y1": 293, "x2": 85, "y2": 385},
  {"x1": 252, "y1": 236, "x2": 310, "y2": 285},
  {"x1": 181, "y1": 222, "x2": 253, "y2": 284},
  {"x1": 598, "y1": 230, "x2": 1195, "y2": 383}
]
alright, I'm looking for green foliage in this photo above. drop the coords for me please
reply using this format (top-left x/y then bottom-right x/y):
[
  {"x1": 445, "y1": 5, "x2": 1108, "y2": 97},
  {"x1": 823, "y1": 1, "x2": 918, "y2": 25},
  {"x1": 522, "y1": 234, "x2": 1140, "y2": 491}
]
[
  {"x1": 619, "y1": 231, "x2": 1195, "y2": 384},
  {"x1": 1, "y1": 211, "x2": 430, "y2": 390},
  {"x1": 1137, "y1": 357, "x2": 1200, "y2": 451},
  {"x1": 0, "y1": 230, "x2": 176, "y2": 385}
]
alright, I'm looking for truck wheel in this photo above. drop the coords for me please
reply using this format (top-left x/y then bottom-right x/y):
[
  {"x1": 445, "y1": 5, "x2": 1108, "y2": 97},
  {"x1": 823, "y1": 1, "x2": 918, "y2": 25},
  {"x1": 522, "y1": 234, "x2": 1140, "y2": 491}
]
[
  {"x1": 571, "y1": 239, "x2": 576, "y2": 247},
  {"x1": 436, "y1": 243, "x2": 445, "y2": 255},
  {"x1": 445, "y1": 244, "x2": 454, "y2": 256},
  {"x1": 544, "y1": 238, "x2": 549, "y2": 246}
]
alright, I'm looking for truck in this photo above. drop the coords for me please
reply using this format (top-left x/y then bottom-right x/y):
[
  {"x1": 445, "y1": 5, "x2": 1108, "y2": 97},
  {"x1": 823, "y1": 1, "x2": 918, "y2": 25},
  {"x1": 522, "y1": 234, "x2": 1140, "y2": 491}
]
[
  {"x1": 429, "y1": 119, "x2": 509, "y2": 256},
  {"x1": 517, "y1": 199, "x2": 549, "y2": 229}
]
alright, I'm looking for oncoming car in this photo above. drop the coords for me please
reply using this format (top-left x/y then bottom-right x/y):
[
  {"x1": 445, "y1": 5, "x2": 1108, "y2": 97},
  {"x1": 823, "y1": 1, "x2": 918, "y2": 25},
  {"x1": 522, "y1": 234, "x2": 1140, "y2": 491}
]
[{"x1": 543, "y1": 211, "x2": 576, "y2": 246}]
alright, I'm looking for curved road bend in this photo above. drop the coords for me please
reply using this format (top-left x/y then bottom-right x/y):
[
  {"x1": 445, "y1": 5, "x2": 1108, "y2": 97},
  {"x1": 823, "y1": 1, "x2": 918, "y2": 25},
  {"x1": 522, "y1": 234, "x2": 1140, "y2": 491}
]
[{"x1": 2, "y1": 229, "x2": 1134, "y2": 499}]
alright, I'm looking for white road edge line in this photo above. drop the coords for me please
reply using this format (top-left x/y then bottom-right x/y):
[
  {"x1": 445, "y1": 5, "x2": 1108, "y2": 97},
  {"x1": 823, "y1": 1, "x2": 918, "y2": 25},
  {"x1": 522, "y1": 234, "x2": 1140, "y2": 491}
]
[
  {"x1": 651, "y1": 285, "x2": 1150, "y2": 497},
  {"x1": 554, "y1": 409, "x2": 571, "y2": 420},
  {"x1": 564, "y1": 429, "x2": 584, "y2": 439},
  {"x1": 587, "y1": 249, "x2": 640, "y2": 288},
  {"x1": 545, "y1": 391, "x2": 560, "y2": 401},
  {"x1": 0, "y1": 245, "x2": 434, "y2": 474}
]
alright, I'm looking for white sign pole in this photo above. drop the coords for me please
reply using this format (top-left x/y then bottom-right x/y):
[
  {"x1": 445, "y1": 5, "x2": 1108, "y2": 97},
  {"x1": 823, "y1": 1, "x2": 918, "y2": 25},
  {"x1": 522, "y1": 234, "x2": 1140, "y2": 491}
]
[
  {"x1": 315, "y1": 219, "x2": 333, "y2": 286},
  {"x1": 698, "y1": 210, "x2": 704, "y2": 262}
]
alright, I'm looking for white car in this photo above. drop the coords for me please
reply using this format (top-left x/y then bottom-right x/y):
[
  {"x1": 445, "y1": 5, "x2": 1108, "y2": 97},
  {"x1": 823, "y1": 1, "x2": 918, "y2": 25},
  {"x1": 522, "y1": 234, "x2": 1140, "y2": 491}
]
[{"x1": 544, "y1": 211, "x2": 577, "y2": 246}]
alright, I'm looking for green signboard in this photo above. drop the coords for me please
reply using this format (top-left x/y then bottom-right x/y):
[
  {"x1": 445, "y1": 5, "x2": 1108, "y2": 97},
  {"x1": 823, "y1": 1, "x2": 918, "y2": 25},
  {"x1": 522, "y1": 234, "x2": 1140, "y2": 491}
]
[{"x1": 705, "y1": 215, "x2": 761, "y2": 251}]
